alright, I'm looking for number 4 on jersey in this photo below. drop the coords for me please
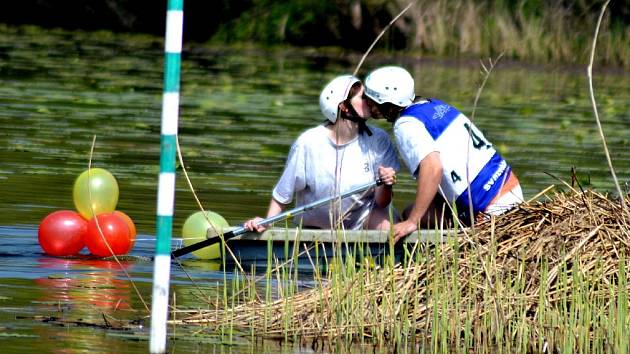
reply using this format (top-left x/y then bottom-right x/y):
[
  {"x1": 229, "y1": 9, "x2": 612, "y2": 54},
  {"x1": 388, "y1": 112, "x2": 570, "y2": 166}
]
[
  {"x1": 464, "y1": 123, "x2": 491, "y2": 150},
  {"x1": 451, "y1": 170, "x2": 462, "y2": 183}
]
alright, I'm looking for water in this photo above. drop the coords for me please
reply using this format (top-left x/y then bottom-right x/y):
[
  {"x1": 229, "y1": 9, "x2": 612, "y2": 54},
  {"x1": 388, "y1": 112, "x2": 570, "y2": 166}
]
[{"x1": 0, "y1": 24, "x2": 629, "y2": 352}]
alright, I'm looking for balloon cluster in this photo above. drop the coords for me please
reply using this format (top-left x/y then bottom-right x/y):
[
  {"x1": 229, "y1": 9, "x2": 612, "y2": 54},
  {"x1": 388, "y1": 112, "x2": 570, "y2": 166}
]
[{"x1": 38, "y1": 168, "x2": 136, "y2": 257}]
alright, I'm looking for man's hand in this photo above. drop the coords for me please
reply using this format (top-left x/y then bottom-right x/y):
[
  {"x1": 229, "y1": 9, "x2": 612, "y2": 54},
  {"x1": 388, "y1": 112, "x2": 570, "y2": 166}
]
[
  {"x1": 377, "y1": 166, "x2": 397, "y2": 186},
  {"x1": 393, "y1": 220, "x2": 417, "y2": 242},
  {"x1": 244, "y1": 217, "x2": 266, "y2": 233}
]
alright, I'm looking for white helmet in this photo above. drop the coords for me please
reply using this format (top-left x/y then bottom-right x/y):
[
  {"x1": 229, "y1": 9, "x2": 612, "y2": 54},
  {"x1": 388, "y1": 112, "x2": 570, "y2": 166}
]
[
  {"x1": 364, "y1": 66, "x2": 415, "y2": 107},
  {"x1": 319, "y1": 74, "x2": 360, "y2": 123}
]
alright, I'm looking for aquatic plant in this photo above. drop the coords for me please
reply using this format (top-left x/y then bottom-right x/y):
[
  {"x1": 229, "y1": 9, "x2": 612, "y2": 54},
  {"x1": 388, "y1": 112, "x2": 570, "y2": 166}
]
[{"x1": 173, "y1": 187, "x2": 630, "y2": 352}]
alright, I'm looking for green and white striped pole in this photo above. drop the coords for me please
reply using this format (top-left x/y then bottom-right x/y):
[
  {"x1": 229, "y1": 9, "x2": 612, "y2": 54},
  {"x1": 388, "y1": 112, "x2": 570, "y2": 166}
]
[{"x1": 150, "y1": 0, "x2": 183, "y2": 352}]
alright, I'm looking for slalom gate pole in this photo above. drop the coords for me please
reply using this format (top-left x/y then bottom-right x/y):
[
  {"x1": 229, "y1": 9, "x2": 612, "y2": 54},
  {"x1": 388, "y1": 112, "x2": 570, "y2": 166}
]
[{"x1": 150, "y1": 0, "x2": 183, "y2": 352}]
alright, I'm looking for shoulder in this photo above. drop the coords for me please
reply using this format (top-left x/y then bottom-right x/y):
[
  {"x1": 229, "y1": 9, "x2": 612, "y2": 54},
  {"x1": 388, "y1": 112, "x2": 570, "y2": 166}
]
[
  {"x1": 365, "y1": 124, "x2": 389, "y2": 138},
  {"x1": 394, "y1": 115, "x2": 426, "y2": 131},
  {"x1": 362, "y1": 125, "x2": 395, "y2": 147},
  {"x1": 394, "y1": 116, "x2": 435, "y2": 145},
  {"x1": 294, "y1": 125, "x2": 327, "y2": 146}
]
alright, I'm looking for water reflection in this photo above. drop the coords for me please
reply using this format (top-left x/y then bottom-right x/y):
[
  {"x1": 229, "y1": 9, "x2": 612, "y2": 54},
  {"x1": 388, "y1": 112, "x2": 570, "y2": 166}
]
[{"x1": 35, "y1": 257, "x2": 133, "y2": 314}]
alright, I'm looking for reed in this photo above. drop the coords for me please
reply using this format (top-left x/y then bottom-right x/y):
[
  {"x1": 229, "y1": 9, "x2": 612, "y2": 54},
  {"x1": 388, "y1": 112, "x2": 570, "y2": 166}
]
[
  {"x1": 388, "y1": 0, "x2": 629, "y2": 67},
  {"x1": 171, "y1": 187, "x2": 630, "y2": 352}
]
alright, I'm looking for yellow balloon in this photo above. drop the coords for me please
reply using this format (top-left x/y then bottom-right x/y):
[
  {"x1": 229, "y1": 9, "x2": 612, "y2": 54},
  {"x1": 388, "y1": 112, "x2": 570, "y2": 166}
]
[
  {"x1": 73, "y1": 168, "x2": 119, "y2": 219},
  {"x1": 180, "y1": 259, "x2": 222, "y2": 271},
  {"x1": 181, "y1": 211, "x2": 229, "y2": 259}
]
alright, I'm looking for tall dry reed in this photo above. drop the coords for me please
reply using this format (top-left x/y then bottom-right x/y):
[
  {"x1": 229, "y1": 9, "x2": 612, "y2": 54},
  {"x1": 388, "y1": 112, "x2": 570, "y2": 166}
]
[
  {"x1": 173, "y1": 187, "x2": 630, "y2": 352},
  {"x1": 387, "y1": 0, "x2": 628, "y2": 67}
]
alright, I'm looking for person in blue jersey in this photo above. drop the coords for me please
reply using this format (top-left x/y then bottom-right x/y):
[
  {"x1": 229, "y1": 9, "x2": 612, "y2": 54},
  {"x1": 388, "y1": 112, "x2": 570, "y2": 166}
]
[
  {"x1": 244, "y1": 74, "x2": 400, "y2": 233},
  {"x1": 362, "y1": 66, "x2": 524, "y2": 240}
]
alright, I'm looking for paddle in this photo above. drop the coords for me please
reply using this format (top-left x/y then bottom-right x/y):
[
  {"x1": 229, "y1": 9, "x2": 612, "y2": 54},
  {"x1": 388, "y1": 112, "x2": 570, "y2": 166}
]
[{"x1": 171, "y1": 178, "x2": 383, "y2": 258}]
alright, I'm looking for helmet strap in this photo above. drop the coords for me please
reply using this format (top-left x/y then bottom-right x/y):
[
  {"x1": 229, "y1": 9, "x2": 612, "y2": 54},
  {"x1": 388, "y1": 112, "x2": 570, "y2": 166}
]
[
  {"x1": 342, "y1": 115, "x2": 373, "y2": 136},
  {"x1": 341, "y1": 104, "x2": 372, "y2": 136}
]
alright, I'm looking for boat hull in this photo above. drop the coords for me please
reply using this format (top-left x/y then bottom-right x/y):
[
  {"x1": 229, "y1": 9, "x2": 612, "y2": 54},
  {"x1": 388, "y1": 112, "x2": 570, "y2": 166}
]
[{"x1": 215, "y1": 228, "x2": 451, "y2": 268}]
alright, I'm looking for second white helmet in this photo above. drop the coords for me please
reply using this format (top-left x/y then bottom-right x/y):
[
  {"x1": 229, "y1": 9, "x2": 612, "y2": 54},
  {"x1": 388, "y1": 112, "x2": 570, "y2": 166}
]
[
  {"x1": 319, "y1": 75, "x2": 360, "y2": 123},
  {"x1": 364, "y1": 66, "x2": 415, "y2": 107}
]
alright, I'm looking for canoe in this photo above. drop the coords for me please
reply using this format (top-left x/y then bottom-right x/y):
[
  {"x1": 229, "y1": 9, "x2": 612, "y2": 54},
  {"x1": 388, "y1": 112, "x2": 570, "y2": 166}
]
[{"x1": 210, "y1": 227, "x2": 453, "y2": 267}]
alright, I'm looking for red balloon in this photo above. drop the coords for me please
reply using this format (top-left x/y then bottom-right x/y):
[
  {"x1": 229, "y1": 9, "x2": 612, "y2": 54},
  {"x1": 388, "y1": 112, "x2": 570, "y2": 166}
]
[
  {"x1": 85, "y1": 213, "x2": 132, "y2": 257},
  {"x1": 113, "y1": 211, "x2": 136, "y2": 249},
  {"x1": 38, "y1": 210, "x2": 87, "y2": 256}
]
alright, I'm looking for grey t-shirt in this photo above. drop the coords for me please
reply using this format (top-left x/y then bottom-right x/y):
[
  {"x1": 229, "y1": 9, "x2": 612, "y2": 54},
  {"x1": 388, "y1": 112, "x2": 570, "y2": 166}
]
[{"x1": 273, "y1": 124, "x2": 400, "y2": 230}]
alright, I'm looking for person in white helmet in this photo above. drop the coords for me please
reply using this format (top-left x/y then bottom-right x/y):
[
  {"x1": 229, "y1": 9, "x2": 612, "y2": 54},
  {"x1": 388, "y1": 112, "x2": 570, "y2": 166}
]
[
  {"x1": 363, "y1": 66, "x2": 523, "y2": 240},
  {"x1": 244, "y1": 74, "x2": 400, "y2": 232}
]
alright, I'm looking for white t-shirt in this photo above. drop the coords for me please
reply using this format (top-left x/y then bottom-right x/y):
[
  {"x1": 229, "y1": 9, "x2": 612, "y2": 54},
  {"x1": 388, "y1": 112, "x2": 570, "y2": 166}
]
[{"x1": 273, "y1": 124, "x2": 400, "y2": 230}]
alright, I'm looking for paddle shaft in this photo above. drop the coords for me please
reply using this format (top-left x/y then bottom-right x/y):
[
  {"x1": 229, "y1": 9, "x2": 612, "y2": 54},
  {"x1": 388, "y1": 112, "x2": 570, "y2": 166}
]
[{"x1": 171, "y1": 178, "x2": 383, "y2": 258}]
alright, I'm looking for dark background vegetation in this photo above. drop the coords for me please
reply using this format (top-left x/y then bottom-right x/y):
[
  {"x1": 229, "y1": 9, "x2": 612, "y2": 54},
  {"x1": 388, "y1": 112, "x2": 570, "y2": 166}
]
[
  {"x1": 1, "y1": 1, "x2": 629, "y2": 64},
  {"x1": 0, "y1": 0, "x2": 401, "y2": 50}
]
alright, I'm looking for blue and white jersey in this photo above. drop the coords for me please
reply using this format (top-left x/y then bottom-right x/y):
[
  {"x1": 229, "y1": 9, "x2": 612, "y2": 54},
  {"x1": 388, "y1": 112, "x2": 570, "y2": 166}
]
[{"x1": 394, "y1": 99, "x2": 510, "y2": 215}]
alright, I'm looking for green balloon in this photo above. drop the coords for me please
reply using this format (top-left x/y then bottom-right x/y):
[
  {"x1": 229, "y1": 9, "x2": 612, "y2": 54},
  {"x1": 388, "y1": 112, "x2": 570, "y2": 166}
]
[
  {"x1": 182, "y1": 211, "x2": 229, "y2": 259},
  {"x1": 73, "y1": 168, "x2": 119, "y2": 219}
]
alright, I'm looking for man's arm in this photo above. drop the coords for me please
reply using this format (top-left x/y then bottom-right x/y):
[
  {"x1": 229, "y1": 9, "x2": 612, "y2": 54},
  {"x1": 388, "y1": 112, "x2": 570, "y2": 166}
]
[
  {"x1": 244, "y1": 198, "x2": 286, "y2": 232},
  {"x1": 266, "y1": 198, "x2": 285, "y2": 218},
  {"x1": 393, "y1": 151, "x2": 442, "y2": 241}
]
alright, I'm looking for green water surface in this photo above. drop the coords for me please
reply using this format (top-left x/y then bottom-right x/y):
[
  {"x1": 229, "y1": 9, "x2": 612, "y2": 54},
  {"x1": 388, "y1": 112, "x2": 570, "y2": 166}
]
[{"x1": 0, "y1": 25, "x2": 629, "y2": 353}]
